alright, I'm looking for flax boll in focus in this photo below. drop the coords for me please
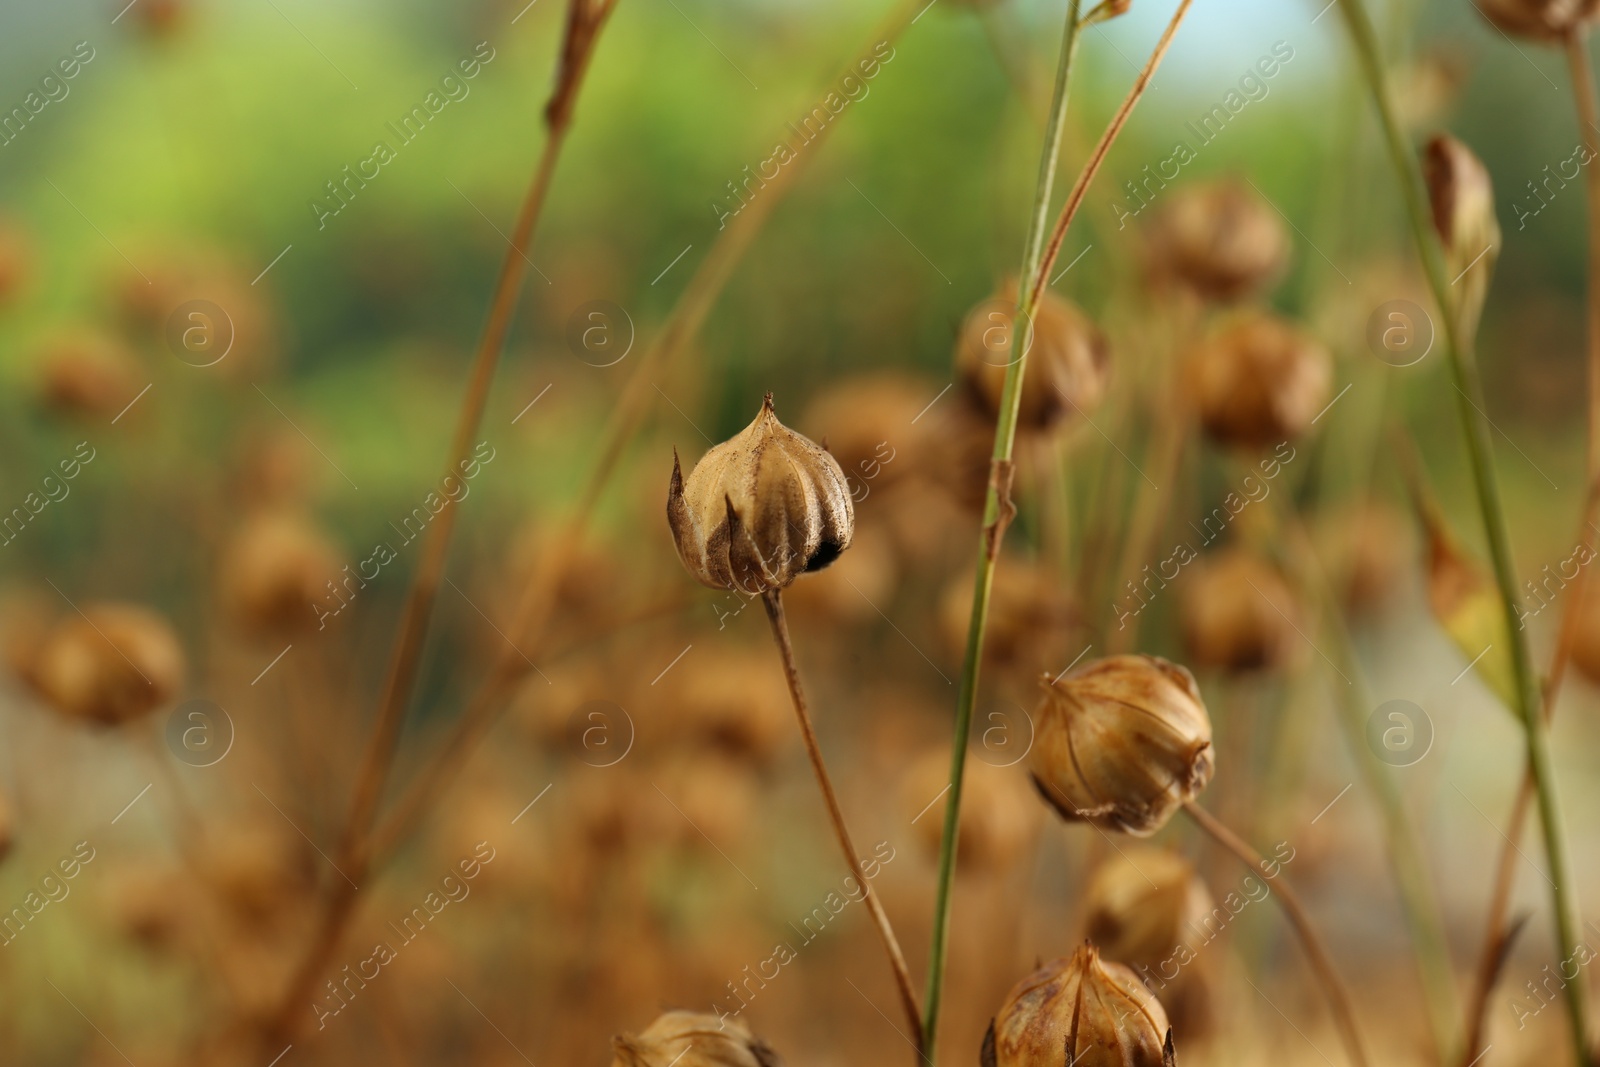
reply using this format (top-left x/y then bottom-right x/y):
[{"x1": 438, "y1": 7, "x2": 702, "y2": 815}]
[
  {"x1": 954, "y1": 280, "x2": 1110, "y2": 437},
  {"x1": 982, "y1": 943, "x2": 1175, "y2": 1067},
  {"x1": 667, "y1": 394, "x2": 853, "y2": 595},
  {"x1": 1189, "y1": 311, "x2": 1331, "y2": 451},
  {"x1": 611, "y1": 1011, "x2": 782, "y2": 1067},
  {"x1": 33, "y1": 603, "x2": 185, "y2": 726},
  {"x1": 1029, "y1": 655, "x2": 1213, "y2": 836}
]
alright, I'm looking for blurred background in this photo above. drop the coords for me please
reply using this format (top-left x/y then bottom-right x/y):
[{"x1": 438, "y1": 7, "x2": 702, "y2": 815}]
[{"x1": 1, "y1": 0, "x2": 1598, "y2": 1064}]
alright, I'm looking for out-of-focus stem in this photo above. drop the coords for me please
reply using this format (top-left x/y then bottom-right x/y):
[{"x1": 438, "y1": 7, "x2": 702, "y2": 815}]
[
  {"x1": 256, "y1": 1, "x2": 617, "y2": 1049},
  {"x1": 363, "y1": 0, "x2": 923, "y2": 867},
  {"x1": 1184, "y1": 801, "x2": 1371, "y2": 1067},
  {"x1": 923, "y1": 2, "x2": 1194, "y2": 1059},
  {"x1": 760, "y1": 590, "x2": 922, "y2": 1054},
  {"x1": 1458, "y1": 27, "x2": 1600, "y2": 1067},
  {"x1": 1335, "y1": 3, "x2": 1590, "y2": 1062}
]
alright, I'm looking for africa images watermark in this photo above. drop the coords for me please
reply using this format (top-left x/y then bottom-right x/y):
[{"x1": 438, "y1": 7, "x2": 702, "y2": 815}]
[
  {"x1": 1, "y1": 440, "x2": 97, "y2": 548},
  {"x1": 1, "y1": 41, "x2": 97, "y2": 149},
  {"x1": 309, "y1": 42, "x2": 498, "y2": 231}
]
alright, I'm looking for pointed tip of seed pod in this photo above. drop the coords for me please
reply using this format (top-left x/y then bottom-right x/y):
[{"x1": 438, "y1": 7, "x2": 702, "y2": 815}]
[{"x1": 761, "y1": 392, "x2": 775, "y2": 413}]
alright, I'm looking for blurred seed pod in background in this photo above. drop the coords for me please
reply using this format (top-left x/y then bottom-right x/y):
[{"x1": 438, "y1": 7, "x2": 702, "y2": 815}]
[
  {"x1": 1083, "y1": 847, "x2": 1212, "y2": 974},
  {"x1": 668, "y1": 395, "x2": 854, "y2": 595},
  {"x1": 1424, "y1": 134, "x2": 1500, "y2": 337},
  {"x1": 105, "y1": 862, "x2": 197, "y2": 952},
  {"x1": 1029, "y1": 655, "x2": 1213, "y2": 837},
  {"x1": 130, "y1": 0, "x2": 189, "y2": 38},
  {"x1": 1315, "y1": 501, "x2": 1414, "y2": 618},
  {"x1": 231, "y1": 427, "x2": 318, "y2": 509},
  {"x1": 901, "y1": 745, "x2": 1040, "y2": 875},
  {"x1": 611, "y1": 1010, "x2": 782, "y2": 1067},
  {"x1": 33, "y1": 602, "x2": 185, "y2": 726},
  {"x1": 1417, "y1": 502, "x2": 1516, "y2": 707},
  {"x1": 1189, "y1": 311, "x2": 1331, "y2": 451},
  {"x1": 924, "y1": 401, "x2": 1006, "y2": 513},
  {"x1": 219, "y1": 511, "x2": 344, "y2": 638},
  {"x1": 201, "y1": 820, "x2": 315, "y2": 930},
  {"x1": 1, "y1": 589, "x2": 56, "y2": 694},
  {"x1": 1393, "y1": 48, "x2": 1468, "y2": 131},
  {"x1": 939, "y1": 555, "x2": 1078, "y2": 678},
  {"x1": 0, "y1": 218, "x2": 31, "y2": 306},
  {"x1": 1474, "y1": 0, "x2": 1600, "y2": 41},
  {"x1": 1179, "y1": 548, "x2": 1301, "y2": 673},
  {"x1": 1565, "y1": 581, "x2": 1600, "y2": 685},
  {"x1": 784, "y1": 520, "x2": 898, "y2": 626},
  {"x1": 954, "y1": 280, "x2": 1111, "y2": 437},
  {"x1": 35, "y1": 332, "x2": 144, "y2": 422},
  {"x1": 982, "y1": 943, "x2": 1175, "y2": 1067},
  {"x1": 657, "y1": 647, "x2": 791, "y2": 765},
  {"x1": 801, "y1": 372, "x2": 935, "y2": 497},
  {"x1": 1146, "y1": 179, "x2": 1288, "y2": 303}
]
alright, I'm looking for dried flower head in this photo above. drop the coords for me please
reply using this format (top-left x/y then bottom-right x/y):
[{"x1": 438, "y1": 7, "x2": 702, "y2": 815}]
[
  {"x1": 34, "y1": 603, "x2": 185, "y2": 726},
  {"x1": 1179, "y1": 548, "x2": 1300, "y2": 673},
  {"x1": 1083, "y1": 847, "x2": 1212, "y2": 974},
  {"x1": 1148, "y1": 180, "x2": 1288, "y2": 303},
  {"x1": 611, "y1": 1010, "x2": 782, "y2": 1066},
  {"x1": 1029, "y1": 655, "x2": 1213, "y2": 836},
  {"x1": 667, "y1": 394, "x2": 853, "y2": 594},
  {"x1": 982, "y1": 944, "x2": 1175, "y2": 1067},
  {"x1": 955, "y1": 281, "x2": 1110, "y2": 435},
  {"x1": 1189, "y1": 312, "x2": 1331, "y2": 450},
  {"x1": 1424, "y1": 134, "x2": 1499, "y2": 335},
  {"x1": 219, "y1": 512, "x2": 344, "y2": 637},
  {"x1": 1476, "y1": 0, "x2": 1600, "y2": 40}
]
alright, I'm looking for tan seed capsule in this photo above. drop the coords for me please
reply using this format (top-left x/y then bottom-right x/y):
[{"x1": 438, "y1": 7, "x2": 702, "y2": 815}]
[
  {"x1": 34, "y1": 603, "x2": 185, "y2": 727},
  {"x1": 1566, "y1": 579, "x2": 1600, "y2": 685},
  {"x1": 1083, "y1": 847, "x2": 1212, "y2": 975},
  {"x1": 954, "y1": 280, "x2": 1110, "y2": 435},
  {"x1": 1148, "y1": 179, "x2": 1288, "y2": 303},
  {"x1": 611, "y1": 1010, "x2": 782, "y2": 1067},
  {"x1": 219, "y1": 512, "x2": 344, "y2": 637},
  {"x1": 1424, "y1": 134, "x2": 1499, "y2": 334},
  {"x1": 1029, "y1": 655, "x2": 1213, "y2": 836},
  {"x1": 983, "y1": 943, "x2": 1175, "y2": 1067},
  {"x1": 667, "y1": 394, "x2": 853, "y2": 594},
  {"x1": 1189, "y1": 312, "x2": 1331, "y2": 451},
  {"x1": 1179, "y1": 548, "x2": 1300, "y2": 673},
  {"x1": 1476, "y1": 0, "x2": 1599, "y2": 40}
]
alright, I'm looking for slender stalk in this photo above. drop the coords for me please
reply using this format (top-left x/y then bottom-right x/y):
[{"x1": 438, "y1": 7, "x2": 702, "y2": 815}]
[
  {"x1": 1184, "y1": 802, "x2": 1370, "y2": 1067},
  {"x1": 1458, "y1": 27, "x2": 1600, "y2": 1067},
  {"x1": 1335, "y1": 3, "x2": 1590, "y2": 1061},
  {"x1": 361, "y1": 0, "x2": 923, "y2": 867},
  {"x1": 256, "y1": 2, "x2": 617, "y2": 1048},
  {"x1": 760, "y1": 590, "x2": 922, "y2": 1053},
  {"x1": 923, "y1": 3, "x2": 1194, "y2": 1059}
]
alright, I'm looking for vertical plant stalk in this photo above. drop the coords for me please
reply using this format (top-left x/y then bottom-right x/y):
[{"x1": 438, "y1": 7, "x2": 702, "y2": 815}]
[
  {"x1": 257, "y1": 1, "x2": 618, "y2": 1048},
  {"x1": 361, "y1": 0, "x2": 924, "y2": 867},
  {"x1": 1459, "y1": 26, "x2": 1600, "y2": 1067},
  {"x1": 1183, "y1": 802, "x2": 1371, "y2": 1067},
  {"x1": 1335, "y1": 3, "x2": 1591, "y2": 1062},
  {"x1": 923, "y1": 2, "x2": 1194, "y2": 1059},
  {"x1": 760, "y1": 590, "x2": 922, "y2": 1052}
]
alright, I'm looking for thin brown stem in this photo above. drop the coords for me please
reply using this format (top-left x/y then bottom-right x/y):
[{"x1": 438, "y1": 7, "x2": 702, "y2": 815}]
[
  {"x1": 1184, "y1": 801, "x2": 1370, "y2": 1067},
  {"x1": 1458, "y1": 28, "x2": 1600, "y2": 1067},
  {"x1": 761, "y1": 589, "x2": 923, "y2": 1054},
  {"x1": 255, "y1": 1, "x2": 616, "y2": 1049}
]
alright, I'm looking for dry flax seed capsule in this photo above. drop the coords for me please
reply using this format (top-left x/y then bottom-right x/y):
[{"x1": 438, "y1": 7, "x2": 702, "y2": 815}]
[
  {"x1": 1189, "y1": 311, "x2": 1331, "y2": 451},
  {"x1": 954, "y1": 280, "x2": 1111, "y2": 437},
  {"x1": 611, "y1": 1010, "x2": 783, "y2": 1066},
  {"x1": 1178, "y1": 548, "x2": 1301, "y2": 674},
  {"x1": 667, "y1": 394, "x2": 853, "y2": 595},
  {"x1": 219, "y1": 511, "x2": 344, "y2": 638},
  {"x1": 1083, "y1": 847, "x2": 1212, "y2": 976},
  {"x1": 1147, "y1": 179, "x2": 1288, "y2": 304},
  {"x1": 34, "y1": 603, "x2": 185, "y2": 727},
  {"x1": 1028, "y1": 654, "x2": 1213, "y2": 837},
  {"x1": 982, "y1": 943, "x2": 1176, "y2": 1067}
]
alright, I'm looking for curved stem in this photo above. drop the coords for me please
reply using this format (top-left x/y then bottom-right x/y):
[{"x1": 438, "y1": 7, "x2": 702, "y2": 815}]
[
  {"x1": 1184, "y1": 802, "x2": 1370, "y2": 1067},
  {"x1": 923, "y1": 3, "x2": 1194, "y2": 1060},
  {"x1": 760, "y1": 590, "x2": 922, "y2": 1055},
  {"x1": 255, "y1": 1, "x2": 616, "y2": 1049},
  {"x1": 1335, "y1": 4, "x2": 1590, "y2": 1062}
]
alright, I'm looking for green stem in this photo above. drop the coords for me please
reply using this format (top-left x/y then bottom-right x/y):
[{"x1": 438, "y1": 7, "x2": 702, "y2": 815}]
[
  {"x1": 921, "y1": 2, "x2": 1084, "y2": 1059},
  {"x1": 1335, "y1": 3, "x2": 1590, "y2": 1062}
]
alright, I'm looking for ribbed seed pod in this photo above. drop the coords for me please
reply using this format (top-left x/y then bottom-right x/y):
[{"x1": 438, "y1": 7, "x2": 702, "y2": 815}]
[
  {"x1": 611, "y1": 1011, "x2": 782, "y2": 1066},
  {"x1": 667, "y1": 394, "x2": 853, "y2": 594},
  {"x1": 1189, "y1": 312, "x2": 1331, "y2": 450},
  {"x1": 1178, "y1": 548, "x2": 1300, "y2": 673},
  {"x1": 34, "y1": 603, "x2": 185, "y2": 727},
  {"x1": 954, "y1": 280, "x2": 1111, "y2": 436},
  {"x1": 1148, "y1": 180, "x2": 1287, "y2": 303},
  {"x1": 1029, "y1": 655, "x2": 1213, "y2": 836},
  {"x1": 982, "y1": 944, "x2": 1175, "y2": 1067}
]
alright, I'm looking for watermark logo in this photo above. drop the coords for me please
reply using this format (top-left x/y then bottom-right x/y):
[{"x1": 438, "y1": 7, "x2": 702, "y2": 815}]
[
  {"x1": 969, "y1": 297, "x2": 1036, "y2": 369},
  {"x1": 564, "y1": 699, "x2": 634, "y2": 767},
  {"x1": 1365, "y1": 699, "x2": 1433, "y2": 767},
  {"x1": 1366, "y1": 300, "x2": 1433, "y2": 368},
  {"x1": 165, "y1": 300, "x2": 235, "y2": 368},
  {"x1": 565, "y1": 300, "x2": 633, "y2": 367},
  {"x1": 973, "y1": 701, "x2": 1034, "y2": 768},
  {"x1": 164, "y1": 699, "x2": 234, "y2": 767}
]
